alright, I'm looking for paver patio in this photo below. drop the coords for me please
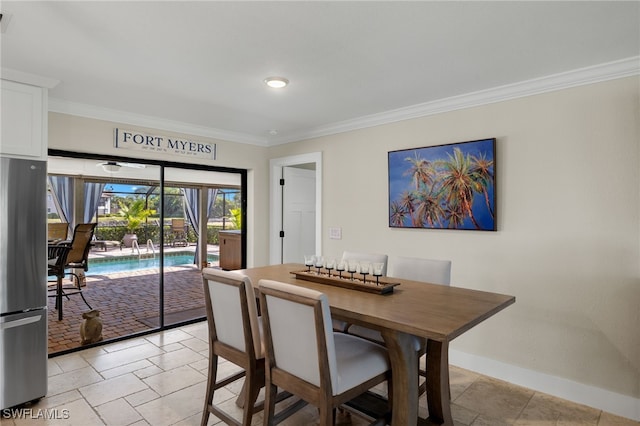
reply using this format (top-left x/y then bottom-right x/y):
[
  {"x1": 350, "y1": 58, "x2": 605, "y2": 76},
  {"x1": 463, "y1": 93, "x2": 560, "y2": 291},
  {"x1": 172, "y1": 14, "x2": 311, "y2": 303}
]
[{"x1": 47, "y1": 246, "x2": 218, "y2": 355}]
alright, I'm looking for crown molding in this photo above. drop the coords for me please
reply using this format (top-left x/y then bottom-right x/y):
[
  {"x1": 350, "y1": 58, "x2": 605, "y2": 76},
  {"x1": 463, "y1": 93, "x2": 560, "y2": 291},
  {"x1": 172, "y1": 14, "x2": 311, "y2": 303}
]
[
  {"x1": 48, "y1": 99, "x2": 269, "y2": 146},
  {"x1": 1, "y1": 68, "x2": 60, "y2": 89},
  {"x1": 46, "y1": 56, "x2": 639, "y2": 147},
  {"x1": 270, "y1": 56, "x2": 640, "y2": 145}
]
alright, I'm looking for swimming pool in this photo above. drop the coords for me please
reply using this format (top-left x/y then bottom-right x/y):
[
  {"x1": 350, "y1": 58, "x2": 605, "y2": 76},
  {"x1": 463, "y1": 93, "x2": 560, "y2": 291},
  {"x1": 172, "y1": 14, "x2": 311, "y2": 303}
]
[{"x1": 86, "y1": 252, "x2": 219, "y2": 275}]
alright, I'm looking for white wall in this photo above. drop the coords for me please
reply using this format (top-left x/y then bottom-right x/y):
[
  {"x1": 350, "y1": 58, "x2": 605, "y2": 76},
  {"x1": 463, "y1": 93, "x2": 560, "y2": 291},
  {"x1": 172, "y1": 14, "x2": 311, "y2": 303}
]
[{"x1": 267, "y1": 77, "x2": 640, "y2": 419}]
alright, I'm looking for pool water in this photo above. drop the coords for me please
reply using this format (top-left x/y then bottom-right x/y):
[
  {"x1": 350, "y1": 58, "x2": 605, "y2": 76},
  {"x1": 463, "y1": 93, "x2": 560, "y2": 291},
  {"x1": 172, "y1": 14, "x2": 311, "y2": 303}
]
[{"x1": 87, "y1": 252, "x2": 219, "y2": 275}]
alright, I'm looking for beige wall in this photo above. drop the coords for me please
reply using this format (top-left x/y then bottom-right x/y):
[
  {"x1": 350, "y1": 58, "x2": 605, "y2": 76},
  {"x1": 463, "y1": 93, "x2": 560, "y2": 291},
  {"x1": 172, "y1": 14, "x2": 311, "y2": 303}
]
[
  {"x1": 268, "y1": 77, "x2": 640, "y2": 406},
  {"x1": 48, "y1": 76, "x2": 640, "y2": 414},
  {"x1": 47, "y1": 113, "x2": 271, "y2": 267}
]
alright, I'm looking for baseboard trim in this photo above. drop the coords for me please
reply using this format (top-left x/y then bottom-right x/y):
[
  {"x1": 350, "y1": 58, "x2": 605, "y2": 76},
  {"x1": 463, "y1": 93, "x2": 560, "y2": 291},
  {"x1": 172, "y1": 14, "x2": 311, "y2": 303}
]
[{"x1": 449, "y1": 349, "x2": 640, "y2": 422}]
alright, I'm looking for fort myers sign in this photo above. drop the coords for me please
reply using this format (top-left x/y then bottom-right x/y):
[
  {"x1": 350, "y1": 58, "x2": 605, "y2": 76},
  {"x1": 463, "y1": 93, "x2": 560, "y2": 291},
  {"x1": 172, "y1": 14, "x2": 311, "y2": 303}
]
[{"x1": 114, "y1": 129, "x2": 216, "y2": 160}]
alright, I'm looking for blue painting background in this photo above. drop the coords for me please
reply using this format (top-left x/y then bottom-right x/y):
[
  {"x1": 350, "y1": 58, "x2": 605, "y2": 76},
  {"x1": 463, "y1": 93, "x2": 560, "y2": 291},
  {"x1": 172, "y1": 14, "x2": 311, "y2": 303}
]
[{"x1": 388, "y1": 138, "x2": 495, "y2": 230}]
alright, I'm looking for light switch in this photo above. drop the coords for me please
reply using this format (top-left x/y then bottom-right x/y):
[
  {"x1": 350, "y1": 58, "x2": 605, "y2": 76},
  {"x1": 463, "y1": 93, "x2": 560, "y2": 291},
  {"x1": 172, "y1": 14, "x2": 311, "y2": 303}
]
[{"x1": 329, "y1": 227, "x2": 342, "y2": 240}]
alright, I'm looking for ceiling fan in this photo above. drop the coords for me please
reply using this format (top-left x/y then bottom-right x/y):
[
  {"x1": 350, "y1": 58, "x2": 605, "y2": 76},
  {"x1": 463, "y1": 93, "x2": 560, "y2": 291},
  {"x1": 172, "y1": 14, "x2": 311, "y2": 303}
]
[{"x1": 97, "y1": 161, "x2": 146, "y2": 173}]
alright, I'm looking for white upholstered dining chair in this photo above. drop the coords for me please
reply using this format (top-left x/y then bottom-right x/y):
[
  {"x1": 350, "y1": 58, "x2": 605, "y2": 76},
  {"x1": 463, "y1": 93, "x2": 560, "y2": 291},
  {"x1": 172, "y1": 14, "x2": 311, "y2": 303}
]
[
  {"x1": 389, "y1": 255, "x2": 451, "y2": 285},
  {"x1": 201, "y1": 268, "x2": 266, "y2": 426},
  {"x1": 331, "y1": 251, "x2": 389, "y2": 332},
  {"x1": 258, "y1": 279, "x2": 392, "y2": 426},
  {"x1": 341, "y1": 251, "x2": 388, "y2": 276},
  {"x1": 347, "y1": 256, "x2": 451, "y2": 396}
]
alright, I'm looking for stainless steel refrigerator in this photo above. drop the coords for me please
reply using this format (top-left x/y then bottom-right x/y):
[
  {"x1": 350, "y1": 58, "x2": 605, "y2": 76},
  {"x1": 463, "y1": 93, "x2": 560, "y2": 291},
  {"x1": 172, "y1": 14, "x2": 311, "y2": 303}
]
[{"x1": 0, "y1": 156, "x2": 48, "y2": 409}]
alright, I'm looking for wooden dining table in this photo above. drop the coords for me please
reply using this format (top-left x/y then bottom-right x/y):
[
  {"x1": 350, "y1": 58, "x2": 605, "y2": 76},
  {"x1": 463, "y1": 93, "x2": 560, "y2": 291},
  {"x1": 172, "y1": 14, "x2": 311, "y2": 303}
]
[{"x1": 240, "y1": 263, "x2": 515, "y2": 426}]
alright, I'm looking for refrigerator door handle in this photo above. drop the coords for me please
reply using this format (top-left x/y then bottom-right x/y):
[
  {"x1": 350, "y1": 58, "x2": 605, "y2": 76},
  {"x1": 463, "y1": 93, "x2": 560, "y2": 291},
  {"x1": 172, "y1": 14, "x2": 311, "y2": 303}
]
[{"x1": 0, "y1": 315, "x2": 42, "y2": 330}]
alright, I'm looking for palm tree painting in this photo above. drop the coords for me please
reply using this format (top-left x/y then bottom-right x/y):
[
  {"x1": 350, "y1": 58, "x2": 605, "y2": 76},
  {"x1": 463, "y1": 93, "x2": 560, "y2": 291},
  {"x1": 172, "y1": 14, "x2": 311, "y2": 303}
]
[{"x1": 388, "y1": 138, "x2": 496, "y2": 231}]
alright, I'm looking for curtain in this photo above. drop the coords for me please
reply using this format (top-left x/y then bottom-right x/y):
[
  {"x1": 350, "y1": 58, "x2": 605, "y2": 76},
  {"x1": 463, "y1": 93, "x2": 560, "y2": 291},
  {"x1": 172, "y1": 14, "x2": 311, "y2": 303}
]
[
  {"x1": 184, "y1": 188, "x2": 218, "y2": 263},
  {"x1": 84, "y1": 182, "x2": 106, "y2": 223},
  {"x1": 48, "y1": 176, "x2": 74, "y2": 234}
]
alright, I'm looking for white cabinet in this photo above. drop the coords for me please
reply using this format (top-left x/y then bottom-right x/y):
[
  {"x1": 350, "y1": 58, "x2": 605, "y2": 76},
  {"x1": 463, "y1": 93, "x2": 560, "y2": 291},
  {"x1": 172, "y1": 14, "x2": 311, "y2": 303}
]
[{"x1": 1, "y1": 80, "x2": 47, "y2": 159}]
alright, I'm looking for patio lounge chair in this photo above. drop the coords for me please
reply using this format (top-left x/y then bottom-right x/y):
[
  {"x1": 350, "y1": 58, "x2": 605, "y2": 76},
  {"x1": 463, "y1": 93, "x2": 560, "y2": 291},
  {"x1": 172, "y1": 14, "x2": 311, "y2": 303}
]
[{"x1": 92, "y1": 237, "x2": 122, "y2": 251}]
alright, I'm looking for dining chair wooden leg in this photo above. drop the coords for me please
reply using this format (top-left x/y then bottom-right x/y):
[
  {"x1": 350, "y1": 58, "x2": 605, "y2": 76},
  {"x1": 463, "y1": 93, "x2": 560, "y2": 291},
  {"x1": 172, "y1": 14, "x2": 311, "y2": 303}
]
[
  {"x1": 263, "y1": 381, "x2": 278, "y2": 426},
  {"x1": 201, "y1": 354, "x2": 218, "y2": 426},
  {"x1": 241, "y1": 367, "x2": 262, "y2": 426},
  {"x1": 317, "y1": 404, "x2": 334, "y2": 426},
  {"x1": 235, "y1": 381, "x2": 247, "y2": 408}
]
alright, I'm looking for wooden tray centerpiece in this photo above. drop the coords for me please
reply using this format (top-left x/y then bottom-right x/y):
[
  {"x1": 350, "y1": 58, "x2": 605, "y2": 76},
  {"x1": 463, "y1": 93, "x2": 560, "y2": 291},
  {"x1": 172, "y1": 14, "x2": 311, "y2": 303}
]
[{"x1": 291, "y1": 270, "x2": 400, "y2": 295}]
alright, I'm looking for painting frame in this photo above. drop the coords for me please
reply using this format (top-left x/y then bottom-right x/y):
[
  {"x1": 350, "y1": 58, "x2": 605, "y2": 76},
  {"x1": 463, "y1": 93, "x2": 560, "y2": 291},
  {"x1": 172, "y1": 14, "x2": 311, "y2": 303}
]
[{"x1": 388, "y1": 138, "x2": 496, "y2": 231}]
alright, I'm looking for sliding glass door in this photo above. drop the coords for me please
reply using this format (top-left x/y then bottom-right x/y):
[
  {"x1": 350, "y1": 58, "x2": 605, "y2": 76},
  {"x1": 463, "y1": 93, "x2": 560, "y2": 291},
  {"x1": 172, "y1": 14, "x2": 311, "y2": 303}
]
[
  {"x1": 161, "y1": 167, "x2": 242, "y2": 326},
  {"x1": 47, "y1": 152, "x2": 245, "y2": 354}
]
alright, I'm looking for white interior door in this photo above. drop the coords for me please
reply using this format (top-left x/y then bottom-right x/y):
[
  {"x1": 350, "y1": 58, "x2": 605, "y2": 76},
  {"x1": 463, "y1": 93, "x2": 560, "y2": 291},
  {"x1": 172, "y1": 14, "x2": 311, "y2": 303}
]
[
  {"x1": 269, "y1": 152, "x2": 322, "y2": 265},
  {"x1": 282, "y1": 166, "x2": 316, "y2": 263}
]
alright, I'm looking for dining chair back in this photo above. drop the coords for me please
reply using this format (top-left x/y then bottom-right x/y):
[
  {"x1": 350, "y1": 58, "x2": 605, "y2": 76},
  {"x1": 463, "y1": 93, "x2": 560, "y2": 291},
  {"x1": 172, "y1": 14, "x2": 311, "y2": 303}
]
[
  {"x1": 348, "y1": 255, "x2": 452, "y2": 398},
  {"x1": 341, "y1": 251, "x2": 388, "y2": 276},
  {"x1": 388, "y1": 256, "x2": 451, "y2": 285},
  {"x1": 258, "y1": 279, "x2": 391, "y2": 426},
  {"x1": 332, "y1": 250, "x2": 389, "y2": 332},
  {"x1": 201, "y1": 268, "x2": 265, "y2": 426}
]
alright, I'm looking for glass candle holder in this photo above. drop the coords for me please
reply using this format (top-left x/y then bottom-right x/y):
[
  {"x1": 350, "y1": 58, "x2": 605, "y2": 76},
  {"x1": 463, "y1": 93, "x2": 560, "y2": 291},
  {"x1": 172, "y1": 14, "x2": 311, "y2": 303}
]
[
  {"x1": 304, "y1": 255, "x2": 315, "y2": 272},
  {"x1": 336, "y1": 260, "x2": 346, "y2": 278},
  {"x1": 360, "y1": 262, "x2": 370, "y2": 284},
  {"x1": 347, "y1": 260, "x2": 358, "y2": 281},
  {"x1": 372, "y1": 262, "x2": 384, "y2": 285},
  {"x1": 314, "y1": 256, "x2": 324, "y2": 275},
  {"x1": 325, "y1": 258, "x2": 336, "y2": 277}
]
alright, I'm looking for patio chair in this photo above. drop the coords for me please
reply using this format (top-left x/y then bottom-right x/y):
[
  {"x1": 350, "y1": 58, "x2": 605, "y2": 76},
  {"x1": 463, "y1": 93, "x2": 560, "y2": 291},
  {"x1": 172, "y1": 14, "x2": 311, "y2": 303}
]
[
  {"x1": 48, "y1": 223, "x2": 97, "y2": 320},
  {"x1": 171, "y1": 218, "x2": 188, "y2": 247},
  {"x1": 47, "y1": 244, "x2": 72, "y2": 321},
  {"x1": 48, "y1": 222, "x2": 69, "y2": 242},
  {"x1": 65, "y1": 223, "x2": 98, "y2": 280},
  {"x1": 258, "y1": 279, "x2": 392, "y2": 426}
]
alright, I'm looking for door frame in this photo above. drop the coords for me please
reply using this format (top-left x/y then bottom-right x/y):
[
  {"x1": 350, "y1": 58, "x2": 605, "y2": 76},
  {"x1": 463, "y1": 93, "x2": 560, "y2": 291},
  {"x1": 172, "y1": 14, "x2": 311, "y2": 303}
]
[{"x1": 269, "y1": 152, "x2": 322, "y2": 265}]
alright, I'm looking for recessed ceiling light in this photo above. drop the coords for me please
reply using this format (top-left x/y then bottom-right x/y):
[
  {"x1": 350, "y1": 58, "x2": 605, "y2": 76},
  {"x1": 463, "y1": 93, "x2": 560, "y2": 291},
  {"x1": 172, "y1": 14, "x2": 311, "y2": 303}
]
[{"x1": 264, "y1": 76, "x2": 289, "y2": 89}]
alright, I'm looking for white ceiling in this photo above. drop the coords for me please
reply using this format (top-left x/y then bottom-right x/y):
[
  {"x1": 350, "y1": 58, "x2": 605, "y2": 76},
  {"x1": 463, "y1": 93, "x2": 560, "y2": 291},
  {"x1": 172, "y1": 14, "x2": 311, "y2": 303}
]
[{"x1": 1, "y1": 1, "x2": 639, "y2": 146}]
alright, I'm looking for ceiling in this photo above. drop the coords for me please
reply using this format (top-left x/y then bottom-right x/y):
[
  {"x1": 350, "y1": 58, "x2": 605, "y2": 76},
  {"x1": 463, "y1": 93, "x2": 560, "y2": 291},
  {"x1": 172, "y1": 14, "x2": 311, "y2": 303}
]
[{"x1": 1, "y1": 1, "x2": 638, "y2": 146}]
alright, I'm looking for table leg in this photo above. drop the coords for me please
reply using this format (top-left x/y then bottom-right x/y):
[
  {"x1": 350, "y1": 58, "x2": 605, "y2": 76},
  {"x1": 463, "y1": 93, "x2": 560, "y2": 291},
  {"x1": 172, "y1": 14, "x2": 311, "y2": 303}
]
[
  {"x1": 381, "y1": 330, "x2": 418, "y2": 426},
  {"x1": 424, "y1": 339, "x2": 453, "y2": 425}
]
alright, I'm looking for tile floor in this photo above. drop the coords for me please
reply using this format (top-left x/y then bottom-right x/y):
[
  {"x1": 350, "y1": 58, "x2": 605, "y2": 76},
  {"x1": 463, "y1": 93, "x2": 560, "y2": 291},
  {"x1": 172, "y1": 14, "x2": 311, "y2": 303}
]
[{"x1": 2, "y1": 321, "x2": 637, "y2": 426}]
